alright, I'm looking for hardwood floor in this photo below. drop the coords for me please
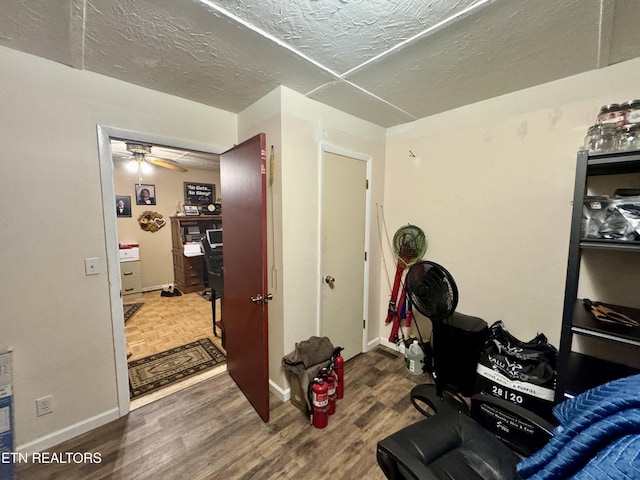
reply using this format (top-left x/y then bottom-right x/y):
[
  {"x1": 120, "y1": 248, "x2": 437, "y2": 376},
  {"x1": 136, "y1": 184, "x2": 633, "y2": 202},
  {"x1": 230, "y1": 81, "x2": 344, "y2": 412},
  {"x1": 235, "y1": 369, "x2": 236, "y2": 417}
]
[
  {"x1": 125, "y1": 290, "x2": 224, "y2": 362},
  {"x1": 123, "y1": 290, "x2": 226, "y2": 408},
  {"x1": 16, "y1": 346, "x2": 430, "y2": 480}
]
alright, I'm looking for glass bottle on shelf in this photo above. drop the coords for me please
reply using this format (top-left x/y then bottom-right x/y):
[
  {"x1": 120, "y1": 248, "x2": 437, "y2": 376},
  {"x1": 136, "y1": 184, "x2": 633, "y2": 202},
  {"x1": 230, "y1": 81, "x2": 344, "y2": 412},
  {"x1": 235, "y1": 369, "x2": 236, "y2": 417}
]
[
  {"x1": 622, "y1": 99, "x2": 640, "y2": 125},
  {"x1": 589, "y1": 123, "x2": 617, "y2": 153},
  {"x1": 616, "y1": 123, "x2": 640, "y2": 151},
  {"x1": 583, "y1": 125, "x2": 598, "y2": 151}
]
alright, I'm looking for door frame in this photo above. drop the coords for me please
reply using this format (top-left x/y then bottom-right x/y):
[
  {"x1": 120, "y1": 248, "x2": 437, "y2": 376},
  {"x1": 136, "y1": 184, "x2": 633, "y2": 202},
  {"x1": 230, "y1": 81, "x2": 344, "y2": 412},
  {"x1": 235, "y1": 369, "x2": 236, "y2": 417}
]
[
  {"x1": 96, "y1": 125, "x2": 225, "y2": 416},
  {"x1": 317, "y1": 143, "x2": 372, "y2": 355}
]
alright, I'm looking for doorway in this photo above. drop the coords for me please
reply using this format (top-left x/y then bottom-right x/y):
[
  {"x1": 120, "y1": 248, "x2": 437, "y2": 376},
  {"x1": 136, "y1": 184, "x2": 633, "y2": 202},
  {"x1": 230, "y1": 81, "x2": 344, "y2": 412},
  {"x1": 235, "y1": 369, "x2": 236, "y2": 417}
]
[
  {"x1": 111, "y1": 139, "x2": 224, "y2": 367},
  {"x1": 97, "y1": 126, "x2": 226, "y2": 415},
  {"x1": 319, "y1": 146, "x2": 371, "y2": 362}
]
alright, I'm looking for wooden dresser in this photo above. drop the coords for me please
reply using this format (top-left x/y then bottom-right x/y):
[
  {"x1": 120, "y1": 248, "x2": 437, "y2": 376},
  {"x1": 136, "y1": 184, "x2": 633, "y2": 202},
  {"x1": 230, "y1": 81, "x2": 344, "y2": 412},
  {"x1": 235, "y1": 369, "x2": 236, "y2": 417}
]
[{"x1": 170, "y1": 215, "x2": 222, "y2": 293}]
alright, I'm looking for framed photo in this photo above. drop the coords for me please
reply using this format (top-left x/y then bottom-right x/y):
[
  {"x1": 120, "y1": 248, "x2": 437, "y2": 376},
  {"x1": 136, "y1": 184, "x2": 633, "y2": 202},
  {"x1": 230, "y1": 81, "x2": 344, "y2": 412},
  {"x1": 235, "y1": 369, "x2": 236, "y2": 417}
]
[
  {"x1": 135, "y1": 184, "x2": 156, "y2": 205},
  {"x1": 184, "y1": 205, "x2": 200, "y2": 216},
  {"x1": 115, "y1": 195, "x2": 132, "y2": 217},
  {"x1": 184, "y1": 182, "x2": 215, "y2": 207}
]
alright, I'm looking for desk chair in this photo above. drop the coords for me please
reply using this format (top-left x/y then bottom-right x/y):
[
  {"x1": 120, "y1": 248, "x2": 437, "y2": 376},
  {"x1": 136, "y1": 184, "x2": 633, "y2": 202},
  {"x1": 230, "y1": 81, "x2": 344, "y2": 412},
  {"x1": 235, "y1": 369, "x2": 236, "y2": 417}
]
[
  {"x1": 377, "y1": 390, "x2": 553, "y2": 480},
  {"x1": 377, "y1": 374, "x2": 640, "y2": 480},
  {"x1": 200, "y1": 239, "x2": 224, "y2": 343}
]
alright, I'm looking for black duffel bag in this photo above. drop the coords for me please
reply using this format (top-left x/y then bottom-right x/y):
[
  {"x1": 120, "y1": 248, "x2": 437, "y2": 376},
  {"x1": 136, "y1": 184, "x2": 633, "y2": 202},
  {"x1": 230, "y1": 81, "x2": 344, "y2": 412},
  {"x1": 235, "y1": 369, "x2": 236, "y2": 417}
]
[{"x1": 476, "y1": 321, "x2": 557, "y2": 420}]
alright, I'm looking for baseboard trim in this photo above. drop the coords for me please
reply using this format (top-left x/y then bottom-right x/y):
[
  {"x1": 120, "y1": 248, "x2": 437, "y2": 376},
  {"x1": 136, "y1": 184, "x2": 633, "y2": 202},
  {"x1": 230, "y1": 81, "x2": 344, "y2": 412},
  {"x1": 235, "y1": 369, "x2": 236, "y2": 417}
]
[
  {"x1": 16, "y1": 407, "x2": 120, "y2": 454},
  {"x1": 366, "y1": 337, "x2": 381, "y2": 351},
  {"x1": 378, "y1": 338, "x2": 401, "y2": 352},
  {"x1": 142, "y1": 284, "x2": 171, "y2": 293},
  {"x1": 269, "y1": 379, "x2": 289, "y2": 402}
]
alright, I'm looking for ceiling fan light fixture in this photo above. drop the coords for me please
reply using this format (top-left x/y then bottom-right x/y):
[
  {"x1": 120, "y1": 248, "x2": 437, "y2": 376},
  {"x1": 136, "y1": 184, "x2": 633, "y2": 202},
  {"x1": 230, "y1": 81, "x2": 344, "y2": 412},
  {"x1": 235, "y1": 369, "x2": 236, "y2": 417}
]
[
  {"x1": 126, "y1": 143, "x2": 152, "y2": 155},
  {"x1": 120, "y1": 141, "x2": 189, "y2": 180},
  {"x1": 126, "y1": 159, "x2": 140, "y2": 173},
  {"x1": 140, "y1": 161, "x2": 151, "y2": 174},
  {"x1": 126, "y1": 156, "x2": 152, "y2": 185},
  {"x1": 126, "y1": 158, "x2": 151, "y2": 173}
]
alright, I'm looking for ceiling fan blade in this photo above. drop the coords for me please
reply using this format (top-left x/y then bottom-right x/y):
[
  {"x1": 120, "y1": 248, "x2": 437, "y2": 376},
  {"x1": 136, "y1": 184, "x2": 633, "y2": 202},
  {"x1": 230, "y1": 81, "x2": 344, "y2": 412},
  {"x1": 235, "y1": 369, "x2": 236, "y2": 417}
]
[{"x1": 147, "y1": 157, "x2": 188, "y2": 172}]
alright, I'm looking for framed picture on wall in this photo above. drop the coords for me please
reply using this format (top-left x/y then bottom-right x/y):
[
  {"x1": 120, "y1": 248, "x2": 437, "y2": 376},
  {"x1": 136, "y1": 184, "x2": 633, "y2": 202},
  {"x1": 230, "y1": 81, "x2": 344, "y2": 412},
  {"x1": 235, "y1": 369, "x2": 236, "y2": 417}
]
[
  {"x1": 184, "y1": 205, "x2": 200, "y2": 216},
  {"x1": 135, "y1": 184, "x2": 156, "y2": 205},
  {"x1": 115, "y1": 195, "x2": 131, "y2": 217},
  {"x1": 184, "y1": 182, "x2": 215, "y2": 207}
]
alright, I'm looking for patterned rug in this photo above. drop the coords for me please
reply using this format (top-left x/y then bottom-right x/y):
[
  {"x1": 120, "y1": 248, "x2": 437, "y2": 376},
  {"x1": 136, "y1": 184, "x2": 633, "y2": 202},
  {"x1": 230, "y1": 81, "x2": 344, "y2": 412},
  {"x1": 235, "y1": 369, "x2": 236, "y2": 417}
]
[
  {"x1": 123, "y1": 302, "x2": 143, "y2": 324},
  {"x1": 128, "y1": 338, "x2": 226, "y2": 399}
]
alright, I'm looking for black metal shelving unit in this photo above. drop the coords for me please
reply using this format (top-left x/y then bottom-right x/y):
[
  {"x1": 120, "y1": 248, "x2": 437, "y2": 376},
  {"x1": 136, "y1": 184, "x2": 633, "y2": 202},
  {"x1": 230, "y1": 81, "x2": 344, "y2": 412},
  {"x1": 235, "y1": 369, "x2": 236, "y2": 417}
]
[{"x1": 555, "y1": 149, "x2": 640, "y2": 402}]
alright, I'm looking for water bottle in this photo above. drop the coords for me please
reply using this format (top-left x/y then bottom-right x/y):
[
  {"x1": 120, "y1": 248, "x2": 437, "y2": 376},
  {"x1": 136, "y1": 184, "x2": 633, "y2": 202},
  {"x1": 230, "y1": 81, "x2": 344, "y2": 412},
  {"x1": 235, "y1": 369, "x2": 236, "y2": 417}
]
[{"x1": 406, "y1": 340, "x2": 425, "y2": 375}]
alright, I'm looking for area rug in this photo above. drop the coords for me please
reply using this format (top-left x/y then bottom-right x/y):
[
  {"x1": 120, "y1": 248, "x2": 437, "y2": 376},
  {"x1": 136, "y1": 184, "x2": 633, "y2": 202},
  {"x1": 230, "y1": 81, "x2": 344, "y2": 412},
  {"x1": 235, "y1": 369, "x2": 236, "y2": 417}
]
[
  {"x1": 128, "y1": 338, "x2": 226, "y2": 399},
  {"x1": 123, "y1": 303, "x2": 143, "y2": 324}
]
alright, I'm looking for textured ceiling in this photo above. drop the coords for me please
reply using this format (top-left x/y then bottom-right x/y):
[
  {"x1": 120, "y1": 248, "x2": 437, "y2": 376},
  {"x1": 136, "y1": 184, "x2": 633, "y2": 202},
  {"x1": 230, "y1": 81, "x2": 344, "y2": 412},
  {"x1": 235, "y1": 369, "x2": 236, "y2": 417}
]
[{"x1": 2, "y1": 0, "x2": 640, "y2": 130}]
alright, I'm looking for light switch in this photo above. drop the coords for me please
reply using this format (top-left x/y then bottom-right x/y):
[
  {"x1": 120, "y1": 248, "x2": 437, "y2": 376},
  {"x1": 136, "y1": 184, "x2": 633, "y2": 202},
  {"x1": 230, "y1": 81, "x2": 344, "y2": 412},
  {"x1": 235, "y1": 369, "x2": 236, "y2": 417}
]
[{"x1": 84, "y1": 257, "x2": 100, "y2": 276}]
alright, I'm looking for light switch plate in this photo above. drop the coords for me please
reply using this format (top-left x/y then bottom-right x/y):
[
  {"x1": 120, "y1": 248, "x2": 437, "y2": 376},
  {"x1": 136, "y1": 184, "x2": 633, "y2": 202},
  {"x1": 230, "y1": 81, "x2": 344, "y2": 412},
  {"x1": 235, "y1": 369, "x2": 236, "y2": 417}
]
[{"x1": 84, "y1": 257, "x2": 100, "y2": 276}]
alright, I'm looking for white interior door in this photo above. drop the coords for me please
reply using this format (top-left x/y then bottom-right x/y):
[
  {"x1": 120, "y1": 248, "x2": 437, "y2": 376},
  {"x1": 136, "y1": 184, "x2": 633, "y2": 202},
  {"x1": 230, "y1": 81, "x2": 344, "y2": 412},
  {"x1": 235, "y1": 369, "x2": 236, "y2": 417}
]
[{"x1": 321, "y1": 151, "x2": 368, "y2": 361}]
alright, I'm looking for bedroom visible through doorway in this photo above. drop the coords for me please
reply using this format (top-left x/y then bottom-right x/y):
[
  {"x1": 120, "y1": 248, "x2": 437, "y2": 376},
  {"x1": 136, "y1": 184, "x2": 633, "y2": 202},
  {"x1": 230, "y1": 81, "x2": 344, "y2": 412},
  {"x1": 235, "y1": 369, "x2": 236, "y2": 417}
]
[{"x1": 98, "y1": 126, "x2": 227, "y2": 413}]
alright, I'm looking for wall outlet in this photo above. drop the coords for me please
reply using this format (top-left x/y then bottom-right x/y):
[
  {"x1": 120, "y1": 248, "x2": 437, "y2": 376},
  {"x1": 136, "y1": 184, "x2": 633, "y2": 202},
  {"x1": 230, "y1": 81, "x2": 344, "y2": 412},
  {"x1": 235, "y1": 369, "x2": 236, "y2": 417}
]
[{"x1": 36, "y1": 395, "x2": 53, "y2": 416}]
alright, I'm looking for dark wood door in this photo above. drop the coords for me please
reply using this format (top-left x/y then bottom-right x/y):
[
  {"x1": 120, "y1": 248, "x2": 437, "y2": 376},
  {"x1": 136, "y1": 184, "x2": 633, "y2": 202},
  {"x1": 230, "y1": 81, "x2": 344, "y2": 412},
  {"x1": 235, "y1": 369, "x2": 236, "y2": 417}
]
[{"x1": 220, "y1": 133, "x2": 269, "y2": 422}]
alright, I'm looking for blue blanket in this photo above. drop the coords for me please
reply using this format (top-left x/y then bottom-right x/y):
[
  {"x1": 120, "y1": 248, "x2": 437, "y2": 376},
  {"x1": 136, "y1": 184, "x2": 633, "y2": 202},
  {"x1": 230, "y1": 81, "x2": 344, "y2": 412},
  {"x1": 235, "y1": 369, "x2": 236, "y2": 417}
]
[{"x1": 517, "y1": 374, "x2": 640, "y2": 479}]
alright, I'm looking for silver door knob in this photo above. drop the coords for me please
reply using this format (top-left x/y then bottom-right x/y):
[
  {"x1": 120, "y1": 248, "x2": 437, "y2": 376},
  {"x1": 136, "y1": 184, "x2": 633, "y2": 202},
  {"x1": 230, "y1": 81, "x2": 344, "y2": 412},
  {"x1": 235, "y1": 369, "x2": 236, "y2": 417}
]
[
  {"x1": 325, "y1": 275, "x2": 335, "y2": 288},
  {"x1": 251, "y1": 294, "x2": 263, "y2": 304},
  {"x1": 264, "y1": 294, "x2": 273, "y2": 303}
]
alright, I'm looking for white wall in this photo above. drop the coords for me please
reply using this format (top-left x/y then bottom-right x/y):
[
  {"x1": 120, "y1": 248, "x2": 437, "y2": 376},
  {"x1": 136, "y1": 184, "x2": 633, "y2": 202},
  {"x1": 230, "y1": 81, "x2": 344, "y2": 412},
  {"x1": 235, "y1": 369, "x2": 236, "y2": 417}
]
[
  {"x1": 241, "y1": 87, "x2": 387, "y2": 390},
  {"x1": 0, "y1": 46, "x2": 237, "y2": 450},
  {"x1": 278, "y1": 87, "x2": 386, "y2": 353},
  {"x1": 113, "y1": 158, "x2": 220, "y2": 289},
  {"x1": 274, "y1": 88, "x2": 384, "y2": 386},
  {"x1": 237, "y1": 87, "x2": 285, "y2": 391},
  {"x1": 383, "y1": 57, "x2": 640, "y2": 347},
  {"x1": 5, "y1": 38, "x2": 640, "y2": 453}
]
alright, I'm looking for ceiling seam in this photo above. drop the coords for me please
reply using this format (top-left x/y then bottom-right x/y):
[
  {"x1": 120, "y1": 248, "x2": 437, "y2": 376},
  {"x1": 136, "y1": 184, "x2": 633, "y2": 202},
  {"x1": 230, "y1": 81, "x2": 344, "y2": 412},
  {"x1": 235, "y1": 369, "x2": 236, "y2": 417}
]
[
  {"x1": 596, "y1": 0, "x2": 615, "y2": 68},
  {"x1": 80, "y1": 0, "x2": 86, "y2": 69},
  {"x1": 69, "y1": 0, "x2": 87, "y2": 69},
  {"x1": 305, "y1": 81, "x2": 337, "y2": 97},
  {"x1": 342, "y1": 80, "x2": 418, "y2": 120},
  {"x1": 598, "y1": 0, "x2": 604, "y2": 66},
  {"x1": 338, "y1": 0, "x2": 497, "y2": 79},
  {"x1": 195, "y1": 0, "x2": 342, "y2": 80},
  {"x1": 305, "y1": 80, "x2": 417, "y2": 121}
]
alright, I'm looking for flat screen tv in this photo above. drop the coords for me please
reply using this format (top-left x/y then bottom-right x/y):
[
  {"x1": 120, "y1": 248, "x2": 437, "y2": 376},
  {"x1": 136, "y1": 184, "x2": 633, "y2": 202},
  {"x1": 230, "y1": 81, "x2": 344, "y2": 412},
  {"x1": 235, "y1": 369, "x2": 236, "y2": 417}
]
[{"x1": 205, "y1": 228, "x2": 223, "y2": 249}]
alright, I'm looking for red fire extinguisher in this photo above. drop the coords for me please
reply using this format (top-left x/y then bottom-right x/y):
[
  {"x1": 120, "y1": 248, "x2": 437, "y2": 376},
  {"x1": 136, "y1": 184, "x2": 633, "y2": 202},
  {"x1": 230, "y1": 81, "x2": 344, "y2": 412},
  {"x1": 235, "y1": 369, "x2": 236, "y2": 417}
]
[
  {"x1": 333, "y1": 347, "x2": 344, "y2": 400},
  {"x1": 310, "y1": 377, "x2": 329, "y2": 429},
  {"x1": 321, "y1": 368, "x2": 337, "y2": 415}
]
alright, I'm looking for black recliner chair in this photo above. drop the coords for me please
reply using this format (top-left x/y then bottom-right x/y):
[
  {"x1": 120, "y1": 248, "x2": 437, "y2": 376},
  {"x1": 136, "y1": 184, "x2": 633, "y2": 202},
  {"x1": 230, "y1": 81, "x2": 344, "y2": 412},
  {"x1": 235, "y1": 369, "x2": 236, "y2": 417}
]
[
  {"x1": 377, "y1": 373, "x2": 640, "y2": 480},
  {"x1": 377, "y1": 389, "x2": 554, "y2": 480}
]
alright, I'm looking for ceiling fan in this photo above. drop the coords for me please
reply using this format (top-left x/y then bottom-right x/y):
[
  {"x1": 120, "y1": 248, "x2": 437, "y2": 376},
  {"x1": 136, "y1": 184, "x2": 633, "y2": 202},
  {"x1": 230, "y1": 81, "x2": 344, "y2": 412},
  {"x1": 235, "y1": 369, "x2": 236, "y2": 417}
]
[{"x1": 125, "y1": 142, "x2": 188, "y2": 183}]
